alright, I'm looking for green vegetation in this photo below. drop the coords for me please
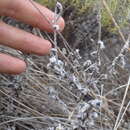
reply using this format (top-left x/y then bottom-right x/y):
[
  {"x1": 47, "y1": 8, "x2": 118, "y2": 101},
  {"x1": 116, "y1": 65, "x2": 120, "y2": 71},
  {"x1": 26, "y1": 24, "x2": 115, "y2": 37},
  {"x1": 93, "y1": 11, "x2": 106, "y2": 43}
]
[
  {"x1": 36, "y1": 0, "x2": 130, "y2": 32},
  {"x1": 36, "y1": 0, "x2": 97, "y2": 13},
  {"x1": 101, "y1": 0, "x2": 130, "y2": 32}
]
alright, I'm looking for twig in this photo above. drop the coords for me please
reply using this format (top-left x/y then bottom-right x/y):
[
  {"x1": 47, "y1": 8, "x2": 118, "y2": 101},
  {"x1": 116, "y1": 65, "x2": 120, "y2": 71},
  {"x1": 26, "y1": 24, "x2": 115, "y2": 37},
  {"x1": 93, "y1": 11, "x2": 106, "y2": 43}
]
[
  {"x1": 102, "y1": 0, "x2": 126, "y2": 44},
  {"x1": 114, "y1": 75, "x2": 130, "y2": 130},
  {"x1": 116, "y1": 101, "x2": 130, "y2": 129}
]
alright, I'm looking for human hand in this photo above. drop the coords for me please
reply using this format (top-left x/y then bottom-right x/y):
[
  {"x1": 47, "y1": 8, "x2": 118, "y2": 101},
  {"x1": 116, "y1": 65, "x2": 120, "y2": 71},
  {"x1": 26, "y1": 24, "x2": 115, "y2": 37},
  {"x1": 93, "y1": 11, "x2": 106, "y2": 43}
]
[{"x1": 0, "y1": 0, "x2": 65, "y2": 74}]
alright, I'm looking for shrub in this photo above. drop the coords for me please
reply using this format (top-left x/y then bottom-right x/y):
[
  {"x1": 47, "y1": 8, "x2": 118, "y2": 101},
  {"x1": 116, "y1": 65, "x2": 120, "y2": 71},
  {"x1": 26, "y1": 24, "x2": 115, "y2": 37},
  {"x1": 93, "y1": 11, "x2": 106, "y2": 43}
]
[{"x1": 36, "y1": 0, "x2": 130, "y2": 32}]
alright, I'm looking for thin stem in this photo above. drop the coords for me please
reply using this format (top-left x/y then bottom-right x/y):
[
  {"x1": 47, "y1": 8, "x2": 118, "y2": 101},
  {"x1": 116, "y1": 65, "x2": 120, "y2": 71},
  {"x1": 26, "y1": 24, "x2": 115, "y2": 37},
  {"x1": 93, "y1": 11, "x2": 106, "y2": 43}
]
[{"x1": 114, "y1": 76, "x2": 130, "y2": 130}]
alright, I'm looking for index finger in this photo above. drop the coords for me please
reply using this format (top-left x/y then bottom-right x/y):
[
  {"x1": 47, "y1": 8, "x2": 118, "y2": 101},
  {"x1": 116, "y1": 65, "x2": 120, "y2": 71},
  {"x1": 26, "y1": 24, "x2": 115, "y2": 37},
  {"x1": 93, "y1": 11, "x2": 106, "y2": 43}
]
[{"x1": 0, "y1": 0, "x2": 65, "y2": 32}]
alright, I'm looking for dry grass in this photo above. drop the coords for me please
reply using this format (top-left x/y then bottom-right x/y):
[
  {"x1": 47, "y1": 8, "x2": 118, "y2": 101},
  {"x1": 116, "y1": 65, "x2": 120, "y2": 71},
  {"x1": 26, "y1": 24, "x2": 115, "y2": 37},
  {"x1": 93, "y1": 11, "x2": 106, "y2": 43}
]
[{"x1": 0, "y1": 0, "x2": 130, "y2": 130}]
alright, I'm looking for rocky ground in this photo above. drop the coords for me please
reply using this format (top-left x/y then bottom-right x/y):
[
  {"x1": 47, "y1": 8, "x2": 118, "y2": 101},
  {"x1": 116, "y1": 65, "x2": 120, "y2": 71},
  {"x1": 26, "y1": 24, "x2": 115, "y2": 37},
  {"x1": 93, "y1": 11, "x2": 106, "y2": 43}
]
[{"x1": 0, "y1": 1, "x2": 130, "y2": 130}]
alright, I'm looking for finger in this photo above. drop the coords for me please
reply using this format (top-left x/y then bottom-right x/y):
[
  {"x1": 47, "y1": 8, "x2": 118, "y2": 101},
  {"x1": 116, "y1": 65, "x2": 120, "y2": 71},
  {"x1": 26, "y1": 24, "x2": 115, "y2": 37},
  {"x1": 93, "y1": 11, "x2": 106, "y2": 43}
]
[
  {"x1": 0, "y1": 21, "x2": 52, "y2": 55},
  {"x1": 0, "y1": 53, "x2": 26, "y2": 74},
  {"x1": 0, "y1": 0, "x2": 65, "y2": 32}
]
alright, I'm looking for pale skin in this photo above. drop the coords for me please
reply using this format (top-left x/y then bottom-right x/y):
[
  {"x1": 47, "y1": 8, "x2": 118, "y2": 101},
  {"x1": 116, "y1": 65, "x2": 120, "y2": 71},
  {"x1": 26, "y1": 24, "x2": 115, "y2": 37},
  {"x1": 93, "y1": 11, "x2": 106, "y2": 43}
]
[{"x1": 0, "y1": 0, "x2": 65, "y2": 74}]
